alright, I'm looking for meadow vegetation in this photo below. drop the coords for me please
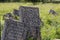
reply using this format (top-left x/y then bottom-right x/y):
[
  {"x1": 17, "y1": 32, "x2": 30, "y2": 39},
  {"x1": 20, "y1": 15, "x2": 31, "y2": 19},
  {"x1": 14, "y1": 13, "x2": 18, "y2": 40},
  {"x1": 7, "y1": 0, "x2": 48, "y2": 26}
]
[{"x1": 0, "y1": 3, "x2": 60, "y2": 40}]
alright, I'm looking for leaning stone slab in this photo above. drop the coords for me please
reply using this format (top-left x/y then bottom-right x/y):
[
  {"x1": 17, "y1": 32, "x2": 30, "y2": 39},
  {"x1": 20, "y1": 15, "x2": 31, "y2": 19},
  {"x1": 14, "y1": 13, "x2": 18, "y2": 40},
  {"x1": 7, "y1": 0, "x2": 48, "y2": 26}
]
[{"x1": 1, "y1": 18, "x2": 26, "y2": 40}]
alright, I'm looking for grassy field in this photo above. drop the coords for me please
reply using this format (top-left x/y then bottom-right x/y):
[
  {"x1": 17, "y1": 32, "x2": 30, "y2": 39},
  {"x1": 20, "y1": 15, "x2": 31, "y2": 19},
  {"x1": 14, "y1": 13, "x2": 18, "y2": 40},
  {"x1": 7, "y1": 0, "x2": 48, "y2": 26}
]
[{"x1": 0, "y1": 3, "x2": 60, "y2": 40}]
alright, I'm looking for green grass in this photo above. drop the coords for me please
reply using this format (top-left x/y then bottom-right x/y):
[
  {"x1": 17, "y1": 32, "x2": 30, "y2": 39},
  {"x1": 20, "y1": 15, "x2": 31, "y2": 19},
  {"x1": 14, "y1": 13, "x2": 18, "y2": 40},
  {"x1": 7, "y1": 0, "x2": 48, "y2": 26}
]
[{"x1": 0, "y1": 3, "x2": 60, "y2": 40}]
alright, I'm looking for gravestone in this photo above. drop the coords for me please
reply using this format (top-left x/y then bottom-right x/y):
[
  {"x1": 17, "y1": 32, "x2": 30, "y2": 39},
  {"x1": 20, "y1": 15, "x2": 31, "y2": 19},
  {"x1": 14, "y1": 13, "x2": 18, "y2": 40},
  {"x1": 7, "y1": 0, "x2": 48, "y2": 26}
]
[
  {"x1": 3, "y1": 13, "x2": 13, "y2": 20},
  {"x1": 2, "y1": 6, "x2": 41, "y2": 40},
  {"x1": 19, "y1": 6, "x2": 41, "y2": 40},
  {"x1": 19, "y1": 6, "x2": 40, "y2": 26},
  {"x1": 13, "y1": 9, "x2": 19, "y2": 16},
  {"x1": 49, "y1": 9, "x2": 57, "y2": 15},
  {"x1": 1, "y1": 18, "x2": 26, "y2": 40}
]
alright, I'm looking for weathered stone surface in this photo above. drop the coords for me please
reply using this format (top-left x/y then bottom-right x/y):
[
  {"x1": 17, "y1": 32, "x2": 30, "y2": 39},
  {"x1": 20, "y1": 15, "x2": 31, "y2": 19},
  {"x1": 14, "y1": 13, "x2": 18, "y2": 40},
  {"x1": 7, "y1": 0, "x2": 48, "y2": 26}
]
[
  {"x1": 1, "y1": 19, "x2": 25, "y2": 40},
  {"x1": 3, "y1": 13, "x2": 13, "y2": 20},
  {"x1": 49, "y1": 9, "x2": 57, "y2": 15},
  {"x1": 19, "y1": 6, "x2": 41, "y2": 40},
  {"x1": 2, "y1": 6, "x2": 41, "y2": 40},
  {"x1": 19, "y1": 6, "x2": 40, "y2": 26},
  {"x1": 13, "y1": 9, "x2": 19, "y2": 16}
]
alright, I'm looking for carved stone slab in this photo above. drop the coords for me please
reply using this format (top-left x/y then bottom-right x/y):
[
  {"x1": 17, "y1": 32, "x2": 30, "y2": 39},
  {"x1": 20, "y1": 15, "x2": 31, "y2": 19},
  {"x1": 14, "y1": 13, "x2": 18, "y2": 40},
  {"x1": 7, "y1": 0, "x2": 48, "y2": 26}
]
[
  {"x1": 2, "y1": 6, "x2": 41, "y2": 40},
  {"x1": 1, "y1": 19, "x2": 25, "y2": 40},
  {"x1": 19, "y1": 6, "x2": 41, "y2": 40},
  {"x1": 19, "y1": 6, "x2": 40, "y2": 26},
  {"x1": 13, "y1": 9, "x2": 19, "y2": 16}
]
